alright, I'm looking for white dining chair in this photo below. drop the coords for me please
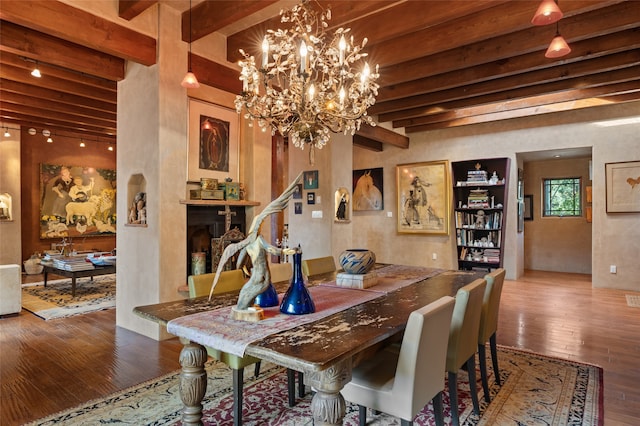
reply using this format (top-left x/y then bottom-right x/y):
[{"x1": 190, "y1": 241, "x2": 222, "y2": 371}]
[
  {"x1": 341, "y1": 296, "x2": 456, "y2": 426},
  {"x1": 478, "y1": 268, "x2": 506, "y2": 402}
]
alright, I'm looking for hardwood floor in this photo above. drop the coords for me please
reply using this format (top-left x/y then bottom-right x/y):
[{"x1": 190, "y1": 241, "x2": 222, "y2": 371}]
[{"x1": 2, "y1": 270, "x2": 639, "y2": 425}]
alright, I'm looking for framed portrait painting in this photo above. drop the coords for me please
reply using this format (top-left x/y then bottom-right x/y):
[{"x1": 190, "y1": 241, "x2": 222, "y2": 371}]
[
  {"x1": 187, "y1": 99, "x2": 239, "y2": 183},
  {"x1": 353, "y1": 168, "x2": 383, "y2": 211},
  {"x1": 606, "y1": 161, "x2": 640, "y2": 213},
  {"x1": 396, "y1": 161, "x2": 449, "y2": 235}
]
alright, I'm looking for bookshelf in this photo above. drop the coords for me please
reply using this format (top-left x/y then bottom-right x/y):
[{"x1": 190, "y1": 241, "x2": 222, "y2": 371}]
[{"x1": 452, "y1": 158, "x2": 510, "y2": 271}]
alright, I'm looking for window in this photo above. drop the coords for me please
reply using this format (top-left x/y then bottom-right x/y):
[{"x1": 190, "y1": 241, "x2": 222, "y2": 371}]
[{"x1": 542, "y1": 177, "x2": 582, "y2": 217}]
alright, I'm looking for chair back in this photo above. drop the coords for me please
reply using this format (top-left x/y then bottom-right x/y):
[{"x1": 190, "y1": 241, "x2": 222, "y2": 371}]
[
  {"x1": 395, "y1": 296, "x2": 455, "y2": 415},
  {"x1": 302, "y1": 256, "x2": 336, "y2": 276},
  {"x1": 446, "y1": 278, "x2": 487, "y2": 372},
  {"x1": 188, "y1": 269, "x2": 246, "y2": 299},
  {"x1": 479, "y1": 268, "x2": 506, "y2": 343},
  {"x1": 269, "y1": 262, "x2": 293, "y2": 283}
]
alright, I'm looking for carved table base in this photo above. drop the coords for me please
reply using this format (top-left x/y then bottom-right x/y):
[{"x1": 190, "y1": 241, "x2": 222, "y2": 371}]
[
  {"x1": 178, "y1": 341, "x2": 208, "y2": 425},
  {"x1": 307, "y1": 358, "x2": 352, "y2": 425}
]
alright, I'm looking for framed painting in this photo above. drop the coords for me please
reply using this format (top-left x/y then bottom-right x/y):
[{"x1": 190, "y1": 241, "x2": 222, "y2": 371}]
[
  {"x1": 39, "y1": 164, "x2": 117, "y2": 239},
  {"x1": 606, "y1": 161, "x2": 640, "y2": 213},
  {"x1": 353, "y1": 167, "x2": 383, "y2": 211},
  {"x1": 524, "y1": 194, "x2": 533, "y2": 221},
  {"x1": 396, "y1": 161, "x2": 449, "y2": 235},
  {"x1": 187, "y1": 99, "x2": 239, "y2": 183},
  {"x1": 303, "y1": 170, "x2": 319, "y2": 189}
]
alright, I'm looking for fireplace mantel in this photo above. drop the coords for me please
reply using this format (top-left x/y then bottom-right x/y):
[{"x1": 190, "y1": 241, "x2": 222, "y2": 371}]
[{"x1": 179, "y1": 199, "x2": 260, "y2": 207}]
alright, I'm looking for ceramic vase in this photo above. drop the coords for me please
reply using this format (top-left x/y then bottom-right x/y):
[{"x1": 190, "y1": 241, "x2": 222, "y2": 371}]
[
  {"x1": 280, "y1": 252, "x2": 315, "y2": 315},
  {"x1": 254, "y1": 282, "x2": 279, "y2": 308},
  {"x1": 338, "y1": 249, "x2": 376, "y2": 274}
]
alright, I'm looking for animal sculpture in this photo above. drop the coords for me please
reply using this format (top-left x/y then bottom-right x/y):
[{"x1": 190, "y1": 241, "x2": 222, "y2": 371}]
[{"x1": 210, "y1": 172, "x2": 303, "y2": 310}]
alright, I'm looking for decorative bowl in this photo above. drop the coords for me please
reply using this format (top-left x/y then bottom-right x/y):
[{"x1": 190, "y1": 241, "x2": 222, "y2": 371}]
[{"x1": 339, "y1": 249, "x2": 376, "y2": 275}]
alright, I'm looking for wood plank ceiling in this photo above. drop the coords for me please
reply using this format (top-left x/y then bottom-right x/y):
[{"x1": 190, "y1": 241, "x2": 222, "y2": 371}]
[{"x1": 1, "y1": 0, "x2": 639, "y2": 149}]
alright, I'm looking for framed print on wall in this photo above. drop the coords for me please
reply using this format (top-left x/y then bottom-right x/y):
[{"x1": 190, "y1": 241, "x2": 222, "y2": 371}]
[
  {"x1": 524, "y1": 194, "x2": 533, "y2": 221},
  {"x1": 606, "y1": 161, "x2": 640, "y2": 213},
  {"x1": 303, "y1": 170, "x2": 319, "y2": 189},
  {"x1": 353, "y1": 168, "x2": 383, "y2": 211},
  {"x1": 187, "y1": 99, "x2": 239, "y2": 183},
  {"x1": 396, "y1": 161, "x2": 450, "y2": 235}
]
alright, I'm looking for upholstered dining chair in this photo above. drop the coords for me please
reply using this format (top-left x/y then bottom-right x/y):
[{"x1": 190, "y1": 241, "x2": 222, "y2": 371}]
[
  {"x1": 188, "y1": 269, "x2": 298, "y2": 425},
  {"x1": 478, "y1": 268, "x2": 506, "y2": 403},
  {"x1": 446, "y1": 278, "x2": 487, "y2": 426},
  {"x1": 301, "y1": 255, "x2": 336, "y2": 277},
  {"x1": 341, "y1": 296, "x2": 456, "y2": 426},
  {"x1": 268, "y1": 261, "x2": 293, "y2": 283}
]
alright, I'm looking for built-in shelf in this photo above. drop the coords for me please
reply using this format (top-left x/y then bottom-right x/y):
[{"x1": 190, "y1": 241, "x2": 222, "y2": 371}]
[{"x1": 179, "y1": 199, "x2": 260, "y2": 207}]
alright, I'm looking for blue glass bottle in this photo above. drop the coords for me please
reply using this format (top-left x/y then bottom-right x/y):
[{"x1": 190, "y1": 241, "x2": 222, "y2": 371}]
[
  {"x1": 280, "y1": 252, "x2": 315, "y2": 315},
  {"x1": 254, "y1": 280, "x2": 279, "y2": 308}
]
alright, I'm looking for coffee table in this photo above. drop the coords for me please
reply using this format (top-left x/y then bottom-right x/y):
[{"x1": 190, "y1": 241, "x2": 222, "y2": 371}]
[{"x1": 43, "y1": 264, "x2": 116, "y2": 297}]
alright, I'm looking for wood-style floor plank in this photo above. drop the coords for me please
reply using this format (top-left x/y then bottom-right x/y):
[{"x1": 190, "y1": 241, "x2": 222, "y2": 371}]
[{"x1": 2, "y1": 270, "x2": 639, "y2": 425}]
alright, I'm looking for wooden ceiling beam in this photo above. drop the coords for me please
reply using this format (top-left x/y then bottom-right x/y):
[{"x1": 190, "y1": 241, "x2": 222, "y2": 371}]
[
  {"x1": 190, "y1": 53, "x2": 242, "y2": 94},
  {"x1": 185, "y1": 1, "x2": 279, "y2": 42},
  {"x1": 377, "y1": 28, "x2": 640, "y2": 103},
  {"x1": 355, "y1": 124, "x2": 409, "y2": 149},
  {"x1": 403, "y1": 92, "x2": 640, "y2": 133},
  {"x1": 0, "y1": 101, "x2": 116, "y2": 130},
  {"x1": 0, "y1": 110, "x2": 116, "y2": 136},
  {"x1": 0, "y1": 64, "x2": 117, "y2": 103},
  {"x1": 378, "y1": 2, "x2": 640, "y2": 87},
  {"x1": 353, "y1": 135, "x2": 383, "y2": 152},
  {"x1": 0, "y1": 0, "x2": 156, "y2": 66},
  {"x1": 0, "y1": 20, "x2": 124, "y2": 81},
  {"x1": 1, "y1": 91, "x2": 116, "y2": 123},
  {"x1": 0, "y1": 51, "x2": 117, "y2": 92},
  {"x1": 399, "y1": 80, "x2": 640, "y2": 130},
  {"x1": 0, "y1": 79, "x2": 116, "y2": 114},
  {"x1": 390, "y1": 66, "x2": 640, "y2": 128},
  {"x1": 376, "y1": 49, "x2": 640, "y2": 119},
  {"x1": 118, "y1": 0, "x2": 157, "y2": 21}
]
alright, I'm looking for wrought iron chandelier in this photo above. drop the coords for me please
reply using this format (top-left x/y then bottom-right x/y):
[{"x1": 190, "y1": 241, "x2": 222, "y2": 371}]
[{"x1": 234, "y1": 1, "x2": 379, "y2": 164}]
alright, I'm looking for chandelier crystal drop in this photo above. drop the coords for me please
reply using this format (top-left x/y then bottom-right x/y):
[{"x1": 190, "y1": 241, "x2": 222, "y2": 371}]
[{"x1": 234, "y1": 1, "x2": 379, "y2": 163}]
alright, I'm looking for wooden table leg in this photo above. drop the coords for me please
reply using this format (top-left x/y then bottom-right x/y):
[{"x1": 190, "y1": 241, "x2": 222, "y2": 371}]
[
  {"x1": 44, "y1": 269, "x2": 49, "y2": 287},
  {"x1": 179, "y1": 341, "x2": 208, "y2": 425},
  {"x1": 71, "y1": 276, "x2": 77, "y2": 297},
  {"x1": 307, "y1": 358, "x2": 352, "y2": 425}
]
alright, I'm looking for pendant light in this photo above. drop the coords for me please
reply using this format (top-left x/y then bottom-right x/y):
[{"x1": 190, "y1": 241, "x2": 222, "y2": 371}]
[
  {"x1": 181, "y1": 0, "x2": 200, "y2": 89},
  {"x1": 31, "y1": 61, "x2": 42, "y2": 78},
  {"x1": 531, "y1": 0, "x2": 563, "y2": 26},
  {"x1": 545, "y1": 23, "x2": 571, "y2": 58}
]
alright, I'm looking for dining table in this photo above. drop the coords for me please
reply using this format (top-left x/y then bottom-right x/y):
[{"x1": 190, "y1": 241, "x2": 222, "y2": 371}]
[{"x1": 133, "y1": 264, "x2": 484, "y2": 426}]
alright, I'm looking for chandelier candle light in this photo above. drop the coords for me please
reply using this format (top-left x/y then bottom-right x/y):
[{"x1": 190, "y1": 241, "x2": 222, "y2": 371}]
[{"x1": 235, "y1": 1, "x2": 379, "y2": 164}]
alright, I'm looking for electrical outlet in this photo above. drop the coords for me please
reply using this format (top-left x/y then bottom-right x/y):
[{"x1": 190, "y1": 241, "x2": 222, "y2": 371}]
[
  {"x1": 387, "y1": 211, "x2": 393, "y2": 218},
  {"x1": 610, "y1": 265, "x2": 617, "y2": 274},
  {"x1": 432, "y1": 253, "x2": 437, "y2": 260}
]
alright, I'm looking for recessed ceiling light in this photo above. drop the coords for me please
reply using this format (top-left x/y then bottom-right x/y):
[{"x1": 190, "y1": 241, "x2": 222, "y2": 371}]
[{"x1": 553, "y1": 155, "x2": 561, "y2": 158}]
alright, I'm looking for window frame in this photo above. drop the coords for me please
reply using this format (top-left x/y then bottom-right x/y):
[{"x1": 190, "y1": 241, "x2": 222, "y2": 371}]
[{"x1": 541, "y1": 177, "x2": 583, "y2": 218}]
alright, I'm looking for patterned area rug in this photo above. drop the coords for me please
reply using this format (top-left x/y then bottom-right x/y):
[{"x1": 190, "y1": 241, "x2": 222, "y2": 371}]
[
  {"x1": 626, "y1": 294, "x2": 640, "y2": 308},
  {"x1": 26, "y1": 346, "x2": 602, "y2": 425},
  {"x1": 21, "y1": 274, "x2": 116, "y2": 320}
]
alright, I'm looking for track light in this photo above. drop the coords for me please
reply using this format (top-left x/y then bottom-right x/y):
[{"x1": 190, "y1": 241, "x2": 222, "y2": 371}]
[
  {"x1": 531, "y1": 0, "x2": 563, "y2": 26},
  {"x1": 79, "y1": 140, "x2": 86, "y2": 147},
  {"x1": 3, "y1": 128, "x2": 10, "y2": 138},
  {"x1": 108, "y1": 145, "x2": 114, "y2": 151},
  {"x1": 181, "y1": 0, "x2": 200, "y2": 88},
  {"x1": 46, "y1": 137, "x2": 53, "y2": 143}
]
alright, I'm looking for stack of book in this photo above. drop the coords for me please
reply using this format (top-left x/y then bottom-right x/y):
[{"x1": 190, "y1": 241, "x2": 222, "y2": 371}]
[
  {"x1": 467, "y1": 189, "x2": 489, "y2": 208},
  {"x1": 483, "y1": 248, "x2": 501, "y2": 263},
  {"x1": 53, "y1": 257, "x2": 95, "y2": 271},
  {"x1": 467, "y1": 169, "x2": 488, "y2": 183}
]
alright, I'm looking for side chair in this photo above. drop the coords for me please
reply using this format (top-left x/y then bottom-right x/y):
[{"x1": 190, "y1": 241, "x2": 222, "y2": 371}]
[
  {"x1": 478, "y1": 268, "x2": 506, "y2": 403},
  {"x1": 301, "y1": 255, "x2": 336, "y2": 277},
  {"x1": 446, "y1": 278, "x2": 487, "y2": 426},
  {"x1": 341, "y1": 296, "x2": 456, "y2": 426}
]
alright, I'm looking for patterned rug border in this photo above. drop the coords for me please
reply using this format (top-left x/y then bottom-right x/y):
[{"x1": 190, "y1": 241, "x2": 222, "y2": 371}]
[
  {"x1": 24, "y1": 344, "x2": 604, "y2": 426},
  {"x1": 626, "y1": 294, "x2": 640, "y2": 308},
  {"x1": 21, "y1": 274, "x2": 116, "y2": 320}
]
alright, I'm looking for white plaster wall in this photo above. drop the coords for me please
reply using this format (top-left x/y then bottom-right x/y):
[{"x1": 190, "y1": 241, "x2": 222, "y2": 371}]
[
  {"x1": 345, "y1": 101, "x2": 640, "y2": 290},
  {"x1": 0, "y1": 124, "x2": 22, "y2": 266}
]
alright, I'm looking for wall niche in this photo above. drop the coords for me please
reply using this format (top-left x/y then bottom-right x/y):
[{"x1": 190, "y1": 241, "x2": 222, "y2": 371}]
[
  {"x1": 0, "y1": 193, "x2": 13, "y2": 221},
  {"x1": 127, "y1": 174, "x2": 147, "y2": 227}
]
